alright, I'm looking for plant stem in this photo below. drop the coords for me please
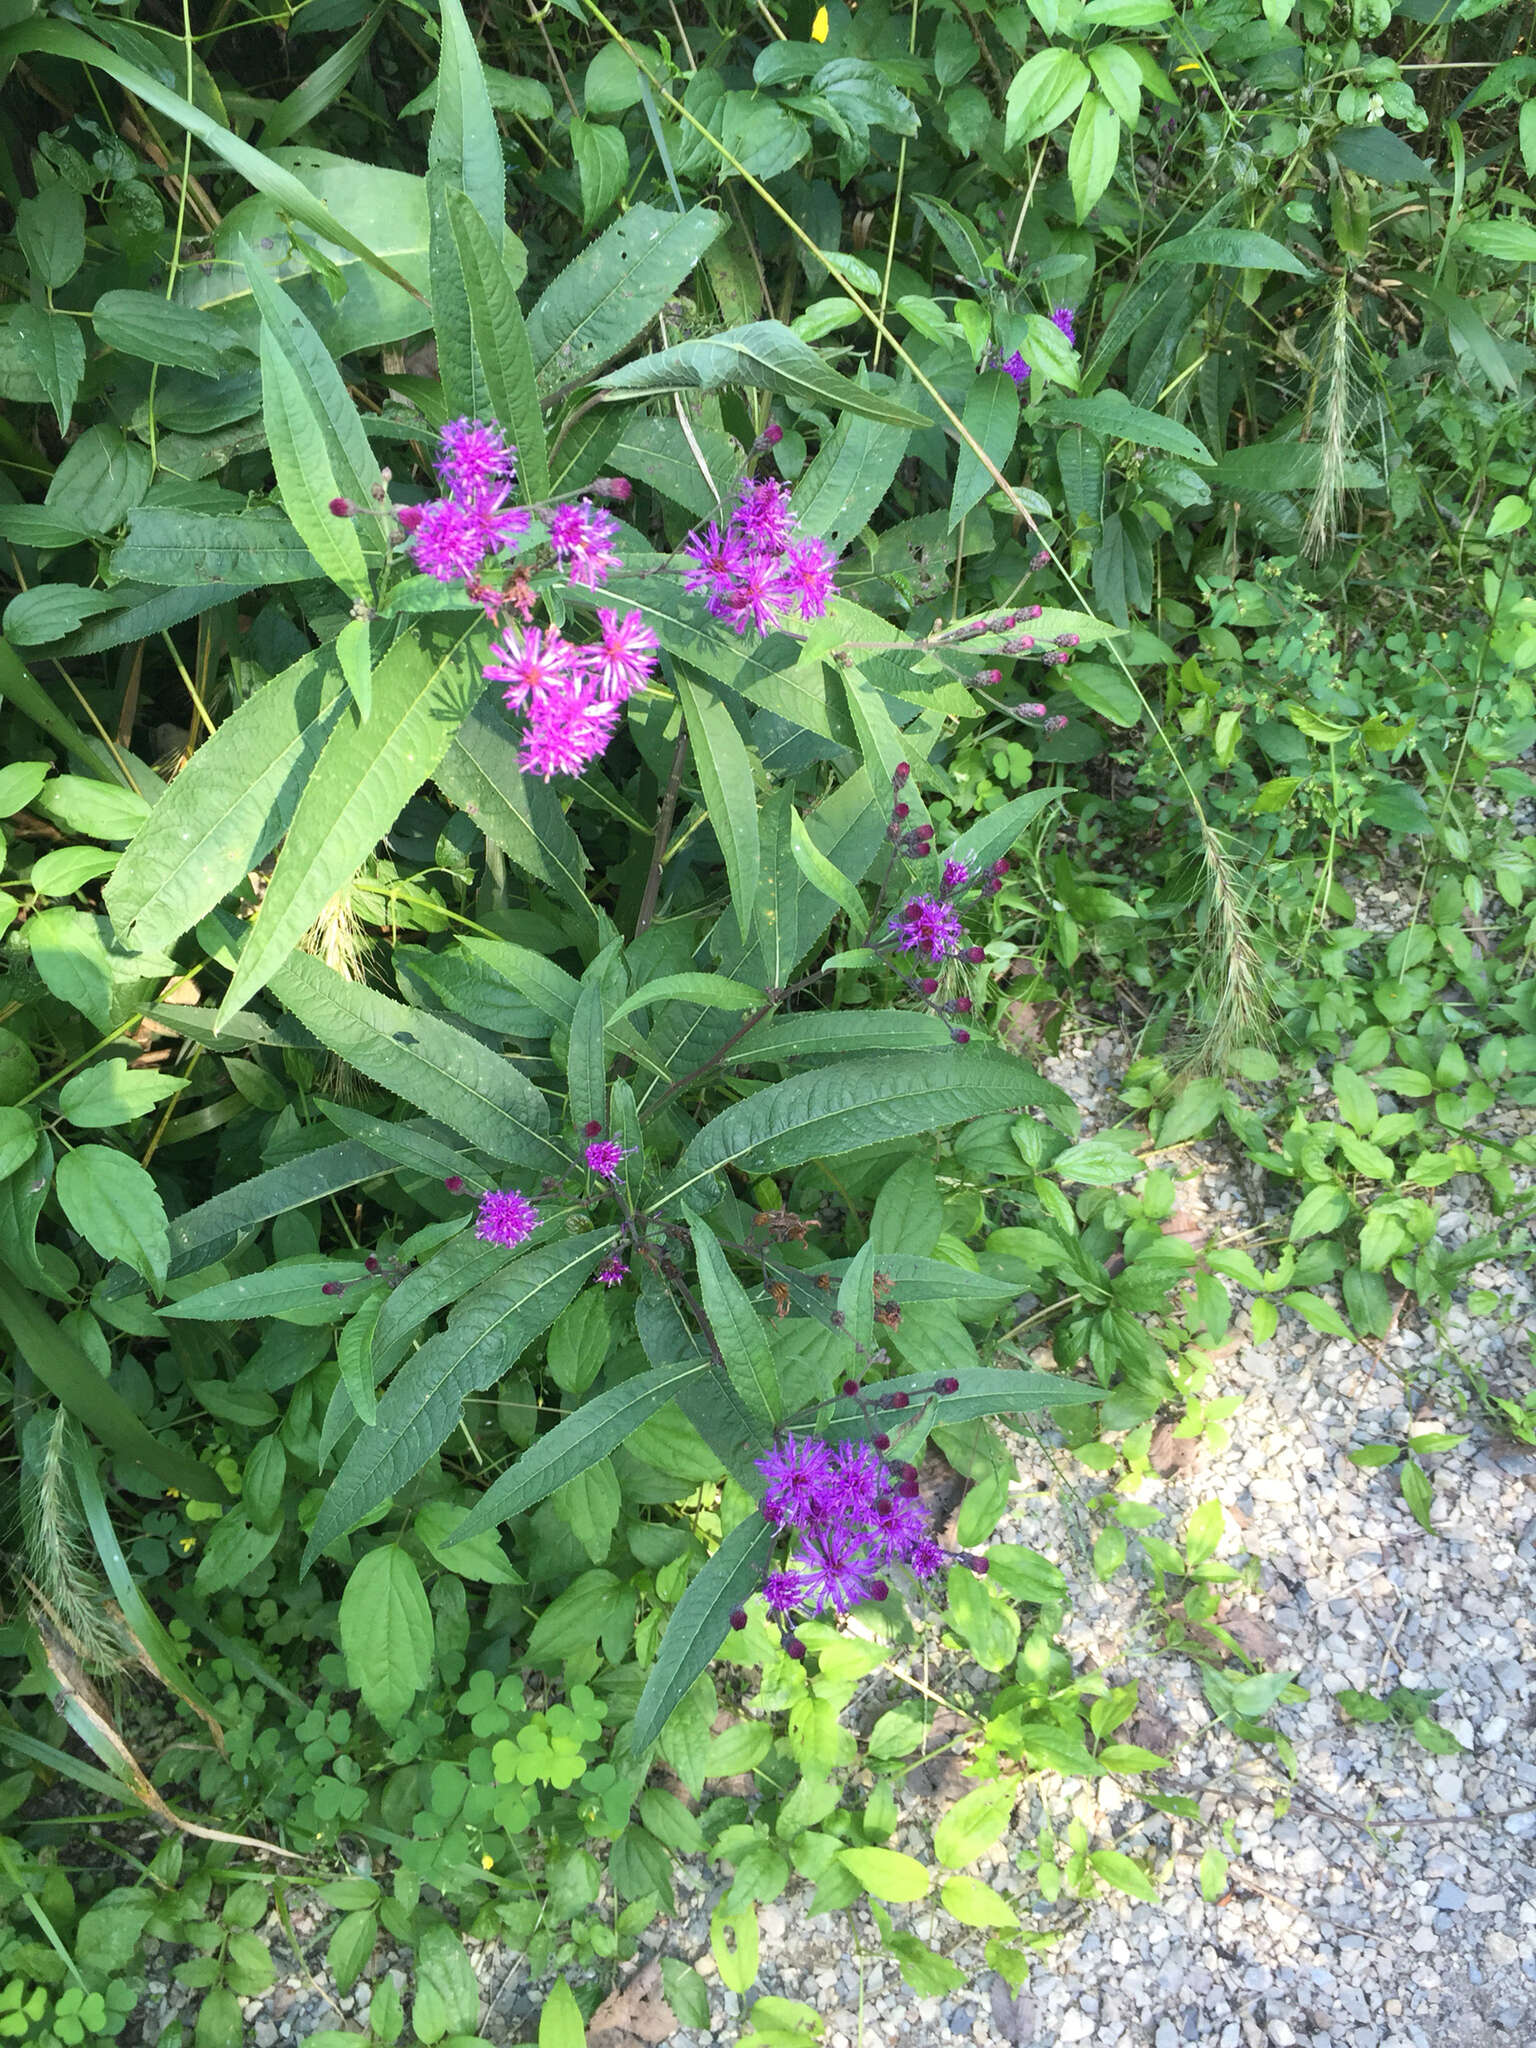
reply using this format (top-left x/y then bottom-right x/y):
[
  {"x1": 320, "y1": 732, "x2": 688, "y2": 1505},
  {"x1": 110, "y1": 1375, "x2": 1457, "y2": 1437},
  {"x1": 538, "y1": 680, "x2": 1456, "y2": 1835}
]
[{"x1": 633, "y1": 724, "x2": 689, "y2": 940}]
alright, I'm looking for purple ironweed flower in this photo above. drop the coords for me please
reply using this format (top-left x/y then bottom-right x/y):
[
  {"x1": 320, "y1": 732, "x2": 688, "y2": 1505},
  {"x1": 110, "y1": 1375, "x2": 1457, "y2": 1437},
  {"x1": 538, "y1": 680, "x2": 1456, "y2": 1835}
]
[
  {"x1": 1050, "y1": 305, "x2": 1077, "y2": 347},
  {"x1": 519, "y1": 681, "x2": 621, "y2": 781},
  {"x1": 825, "y1": 1438, "x2": 885, "y2": 1515},
  {"x1": 595, "y1": 1254, "x2": 628, "y2": 1287},
  {"x1": 584, "y1": 1138, "x2": 631, "y2": 1181},
  {"x1": 733, "y1": 477, "x2": 795, "y2": 553},
  {"x1": 475, "y1": 1188, "x2": 539, "y2": 1247},
  {"x1": 584, "y1": 608, "x2": 658, "y2": 701},
  {"x1": 763, "y1": 1569, "x2": 806, "y2": 1616},
  {"x1": 866, "y1": 1488, "x2": 928, "y2": 1563},
  {"x1": 681, "y1": 521, "x2": 744, "y2": 602},
  {"x1": 757, "y1": 1435, "x2": 835, "y2": 1527},
  {"x1": 1000, "y1": 350, "x2": 1031, "y2": 389},
  {"x1": 792, "y1": 1525, "x2": 881, "y2": 1614},
  {"x1": 483, "y1": 623, "x2": 579, "y2": 712},
  {"x1": 437, "y1": 417, "x2": 516, "y2": 496},
  {"x1": 906, "y1": 1535, "x2": 945, "y2": 1579},
  {"x1": 408, "y1": 496, "x2": 490, "y2": 583},
  {"x1": 719, "y1": 554, "x2": 787, "y2": 638},
  {"x1": 778, "y1": 536, "x2": 837, "y2": 622},
  {"x1": 940, "y1": 859, "x2": 970, "y2": 894},
  {"x1": 547, "y1": 500, "x2": 622, "y2": 588},
  {"x1": 888, "y1": 894, "x2": 964, "y2": 964}
]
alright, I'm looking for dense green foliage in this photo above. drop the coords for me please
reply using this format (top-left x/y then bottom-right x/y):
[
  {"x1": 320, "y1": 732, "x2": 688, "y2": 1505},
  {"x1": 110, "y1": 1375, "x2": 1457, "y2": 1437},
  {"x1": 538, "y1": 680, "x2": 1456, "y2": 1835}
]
[{"x1": 0, "y1": 0, "x2": 1533, "y2": 2041}]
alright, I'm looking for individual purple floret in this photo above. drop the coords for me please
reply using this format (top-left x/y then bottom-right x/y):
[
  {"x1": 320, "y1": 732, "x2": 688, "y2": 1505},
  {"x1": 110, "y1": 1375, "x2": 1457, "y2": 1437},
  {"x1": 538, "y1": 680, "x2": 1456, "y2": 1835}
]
[
  {"x1": 547, "y1": 500, "x2": 622, "y2": 588},
  {"x1": 757, "y1": 1435, "x2": 835, "y2": 1527},
  {"x1": 1000, "y1": 351, "x2": 1031, "y2": 389},
  {"x1": 475, "y1": 1188, "x2": 539, "y2": 1247},
  {"x1": 584, "y1": 1138, "x2": 631, "y2": 1181},
  {"x1": 940, "y1": 859, "x2": 970, "y2": 894},
  {"x1": 792, "y1": 1525, "x2": 882, "y2": 1614},
  {"x1": 437, "y1": 417, "x2": 516, "y2": 496},
  {"x1": 595, "y1": 1255, "x2": 628, "y2": 1287},
  {"x1": 888, "y1": 894, "x2": 964, "y2": 964}
]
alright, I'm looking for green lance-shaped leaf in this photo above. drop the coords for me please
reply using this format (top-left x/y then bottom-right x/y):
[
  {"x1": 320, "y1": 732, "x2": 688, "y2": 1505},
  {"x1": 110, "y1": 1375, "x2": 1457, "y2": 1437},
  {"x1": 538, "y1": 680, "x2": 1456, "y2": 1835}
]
[
  {"x1": 793, "y1": 411, "x2": 912, "y2": 552},
  {"x1": 428, "y1": 0, "x2": 505, "y2": 424},
  {"x1": 526, "y1": 203, "x2": 724, "y2": 389},
  {"x1": 150, "y1": 1139, "x2": 390, "y2": 1291},
  {"x1": 218, "y1": 626, "x2": 482, "y2": 1020},
  {"x1": 1146, "y1": 228, "x2": 1313, "y2": 276},
  {"x1": 258, "y1": 343, "x2": 370, "y2": 599},
  {"x1": 593, "y1": 320, "x2": 929, "y2": 427},
  {"x1": 567, "y1": 979, "x2": 607, "y2": 1138},
  {"x1": 444, "y1": 188, "x2": 550, "y2": 504},
  {"x1": 163, "y1": 1261, "x2": 369, "y2": 1322},
  {"x1": 606, "y1": 973, "x2": 764, "y2": 1030},
  {"x1": 436, "y1": 698, "x2": 594, "y2": 928},
  {"x1": 943, "y1": 787, "x2": 1062, "y2": 885},
  {"x1": 104, "y1": 644, "x2": 347, "y2": 952},
  {"x1": 239, "y1": 240, "x2": 383, "y2": 511},
  {"x1": 632, "y1": 1511, "x2": 777, "y2": 1751},
  {"x1": 788, "y1": 807, "x2": 865, "y2": 930},
  {"x1": 734, "y1": 1011, "x2": 954, "y2": 1064},
  {"x1": 370, "y1": 1231, "x2": 513, "y2": 1380},
  {"x1": 823, "y1": 1365, "x2": 1099, "y2": 1432},
  {"x1": 110, "y1": 507, "x2": 319, "y2": 587},
  {"x1": 264, "y1": 950, "x2": 566, "y2": 1174},
  {"x1": 686, "y1": 1212, "x2": 781, "y2": 1438},
  {"x1": 0, "y1": 1276, "x2": 226, "y2": 1502},
  {"x1": 303, "y1": 1232, "x2": 613, "y2": 1566},
  {"x1": 950, "y1": 370, "x2": 1020, "y2": 531},
  {"x1": 314, "y1": 1102, "x2": 474, "y2": 1185},
  {"x1": 1036, "y1": 394, "x2": 1213, "y2": 466},
  {"x1": 449, "y1": 1360, "x2": 711, "y2": 1544},
  {"x1": 665, "y1": 1049, "x2": 1072, "y2": 1214},
  {"x1": 337, "y1": 1290, "x2": 386, "y2": 1428},
  {"x1": 676, "y1": 673, "x2": 758, "y2": 945}
]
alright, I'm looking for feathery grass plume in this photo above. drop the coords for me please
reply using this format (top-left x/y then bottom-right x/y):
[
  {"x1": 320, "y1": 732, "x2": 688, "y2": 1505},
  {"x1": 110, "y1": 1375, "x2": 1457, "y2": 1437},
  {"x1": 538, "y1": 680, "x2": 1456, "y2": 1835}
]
[
  {"x1": 20, "y1": 1411, "x2": 131, "y2": 1674},
  {"x1": 1181, "y1": 818, "x2": 1275, "y2": 1075},
  {"x1": 1301, "y1": 268, "x2": 1358, "y2": 563},
  {"x1": 302, "y1": 887, "x2": 374, "y2": 1099}
]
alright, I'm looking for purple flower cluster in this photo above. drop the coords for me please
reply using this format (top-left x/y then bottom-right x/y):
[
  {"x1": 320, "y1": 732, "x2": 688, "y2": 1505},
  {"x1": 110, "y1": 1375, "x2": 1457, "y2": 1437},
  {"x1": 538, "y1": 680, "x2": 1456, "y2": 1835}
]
[
  {"x1": 398, "y1": 419, "x2": 531, "y2": 585},
  {"x1": 997, "y1": 350, "x2": 1030, "y2": 390},
  {"x1": 888, "y1": 894, "x2": 963, "y2": 963},
  {"x1": 475, "y1": 1187, "x2": 539, "y2": 1248},
  {"x1": 482, "y1": 607, "x2": 658, "y2": 781},
  {"x1": 682, "y1": 479, "x2": 838, "y2": 636},
  {"x1": 743, "y1": 1427, "x2": 988, "y2": 1639},
  {"x1": 1050, "y1": 305, "x2": 1077, "y2": 347}
]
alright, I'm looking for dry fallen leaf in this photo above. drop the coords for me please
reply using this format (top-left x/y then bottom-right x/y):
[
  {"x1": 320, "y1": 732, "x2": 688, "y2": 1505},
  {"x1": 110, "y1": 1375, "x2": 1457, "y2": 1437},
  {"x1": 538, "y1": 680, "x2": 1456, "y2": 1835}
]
[
  {"x1": 1149, "y1": 1420, "x2": 1202, "y2": 1479},
  {"x1": 589, "y1": 1960, "x2": 677, "y2": 2048}
]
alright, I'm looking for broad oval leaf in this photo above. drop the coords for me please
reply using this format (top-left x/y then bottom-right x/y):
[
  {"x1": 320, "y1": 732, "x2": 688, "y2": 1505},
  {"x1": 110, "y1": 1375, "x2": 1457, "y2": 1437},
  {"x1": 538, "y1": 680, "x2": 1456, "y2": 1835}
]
[
  {"x1": 339, "y1": 1546, "x2": 433, "y2": 1723},
  {"x1": 837, "y1": 1847, "x2": 930, "y2": 1903}
]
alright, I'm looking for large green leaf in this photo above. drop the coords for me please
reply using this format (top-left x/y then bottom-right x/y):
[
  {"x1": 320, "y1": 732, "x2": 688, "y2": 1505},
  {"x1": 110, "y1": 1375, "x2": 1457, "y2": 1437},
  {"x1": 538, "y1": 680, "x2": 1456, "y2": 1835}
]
[
  {"x1": 0, "y1": 1276, "x2": 225, "y2": 1501},
  {"x1": 676, "y1": 674, "x2": 758, "y2": 945},
  {"x1": 264, "y1": 950, "x2": 567, "y2": 1173},
  {"x1": 945, "y1": 787, "x2": 1062, "y2": 880},
  {"x1": 1147, "y1": 228, "x2": 1313, "y2": 276},
  {"x1": 631, "y1": 1512, "x2": 777, "y2": 1750},
  {"x1": 302, "y1": 1233, "x2": 612, "y2": 1565},
  {"x1": 111, "y1": 508, "x2": 319, "y2": 587},
  {"x1": 243, "y1": 239, "x2": 385, "y2": 516},
  {"x1": 1037, "y1": 394, "x2": 1212, "y2": 466},
  {"x1": 258, "y1": 340, "x2": 370, "y2": 600},
  {"x1": 154, "y1": 1137, "x2": 391, "y2": 1286},
  {"x1": 526, "y1": 204, "x2": 724, "y2": 389},
  {"x1": 949, "y1": 370, "x2": 1020, "y2": 530},
  {"x1": 444, "y1": 188, "x2": 550, "y2": 504},
  {"x1": 0, "y1": 21, "x2": 420, "y2": 296},
  {"x1": 792, "y1": 410, "x2": 911, "y2": 551},
  {"x1": 218, "y1": 625, "x2": 482, "y2": 1019},
  {"x1": 104, "y1": 645, "x2": 348, "y2": 953},
  {"x1": 666, "y1": 1049, "x2": 1070, "y2": 1211},
  {"x1": 436, "y1": 699, "x2": 594, "y2": 928},
  {"x1": 428, "y1": 0, "x2": 506, "y2": 424},
  {"x1": 449, "y1": 1361, "x2": 710, "y2": 1542},
  {"x1": 686, "y1": 1213, "x2": 780, "y2": 1437},
  {"x1": 733, "y1": 1012, "x2": 954, "y2": 1062},
  {"x1": 594, "y1": 320, "x2": 929, "y2": 427}
]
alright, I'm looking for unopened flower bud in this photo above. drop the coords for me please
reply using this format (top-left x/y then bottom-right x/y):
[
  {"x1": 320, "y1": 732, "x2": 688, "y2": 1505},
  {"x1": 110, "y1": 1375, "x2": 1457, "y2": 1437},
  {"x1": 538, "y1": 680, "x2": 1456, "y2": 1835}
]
[
  {"x1": 1057, "y1": 633, "x2": 1080, "y2": 648},
  {"x1": 919, "y1": 977, "x2": 939, "y2": 996},
  {"x1": 993, "y1": 858, "x2": 1009, "y2": 876},
  {"x1": 884, "y1": 1392, "x2": 910, "y2": 1411},
  {"x1": 592, "y1": 476, "x2": 632, "y2": 500},
  {"x1": 935, "y1": 1376, "x2": 960, "y2": 1395},
  {"x1": 983, "y1": 877, "x2": 1002, "y2": 896},
  {"x1": 898, "y1": 1464, "x2": 917, "y2": 1483},
  {"x1": 322, "y1": 1281, "x2": 344, "y2": 1296},
  {"x1": 872, "y1": 1432, "x2": 891, "y2": 1451},
  {"x1": 965, "y1": 1553, "x2": 990, "y2": 1575},
  {"x1": 783, "y1": 1634, "x2": 806, "y2": 1661},
  {"x1": 975, "y1": 668, "x2": 1001, "y2": 684},
  {"x1": 953, "y1": 997, "x2": 972, "y2": 1014},
  {"x1": 444, "y1": 1175, "x2": 465, "y2": 1193},
  {"x1": 893, "y1": 801, "x2": 910, "y2": 821},
  {"x1": 365, "y1": 1255, "x2": 381, "y2": 1274},
  {"x1": 870, "y1": 1579, "x2": 889, "y2": 1601},
  {"x1": 841, "y1": 1378, "x2": 861, "y2": 1397},
  {"x1": 397, "y1": 504, "x2": 424, "y2": 534},
  {"x1": 1030, "y1": 548, "x2": 1050, "y2": 570},
  {"x1": 952, "y1": 1027, "x2": 971, "y2": 1043},
  {"x1": 1025, "y1": 604, "x2": 1042, "y2": 619},
  {"x1": 730, "y1": 1607, "x2": 748, "y2": 1630},
  {"x1": 893, "y1": 762, "x2": 910, "y2": 788},
  {"x1": 963, "y1": 946, "x2": 986, "y2": 965},
  {"x1": 583, "y1": 1120, "x2": 603, "y2": 1137},
  {"x1": 757, "y1": 421, "x2": 784, "y2": 449}
]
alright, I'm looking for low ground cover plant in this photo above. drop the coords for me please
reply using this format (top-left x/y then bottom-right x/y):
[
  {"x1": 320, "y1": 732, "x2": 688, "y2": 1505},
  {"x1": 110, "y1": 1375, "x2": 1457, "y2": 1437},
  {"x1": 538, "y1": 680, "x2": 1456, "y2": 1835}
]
[{"x1": 0, "y1": 0, "x2": 1532, "y2": 2040}]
